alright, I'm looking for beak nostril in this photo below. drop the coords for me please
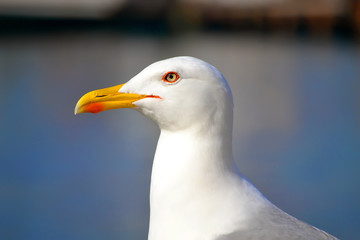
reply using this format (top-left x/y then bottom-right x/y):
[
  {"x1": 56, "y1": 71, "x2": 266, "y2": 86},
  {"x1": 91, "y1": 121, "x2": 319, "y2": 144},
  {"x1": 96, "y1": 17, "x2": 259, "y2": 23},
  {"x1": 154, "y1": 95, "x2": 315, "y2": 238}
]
[{"x1": 96, "y1": 95, "x2": 107, "y2": 98}]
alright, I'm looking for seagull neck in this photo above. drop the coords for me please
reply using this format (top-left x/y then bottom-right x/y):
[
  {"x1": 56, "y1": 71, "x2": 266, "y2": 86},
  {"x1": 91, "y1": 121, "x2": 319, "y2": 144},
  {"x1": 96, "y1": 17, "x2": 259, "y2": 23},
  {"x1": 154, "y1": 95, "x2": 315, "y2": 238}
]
[{"x1": 150, "y1": 125, "x2": 236, "y2": 203}]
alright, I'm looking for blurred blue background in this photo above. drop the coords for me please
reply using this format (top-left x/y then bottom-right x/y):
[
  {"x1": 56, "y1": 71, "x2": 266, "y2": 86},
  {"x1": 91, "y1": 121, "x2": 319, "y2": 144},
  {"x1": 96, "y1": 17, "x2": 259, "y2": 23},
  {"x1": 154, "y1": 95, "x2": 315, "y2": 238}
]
[{"x1": 0, "y1": 0, "x2": 359, "y2": 239}]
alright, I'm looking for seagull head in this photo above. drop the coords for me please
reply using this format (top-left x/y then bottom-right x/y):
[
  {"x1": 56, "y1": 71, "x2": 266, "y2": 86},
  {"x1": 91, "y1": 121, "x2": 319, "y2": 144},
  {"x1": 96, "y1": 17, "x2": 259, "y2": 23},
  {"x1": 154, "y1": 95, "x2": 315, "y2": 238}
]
[{"x1": 75, "y1": 56, "x2": 233, "y2": 131}]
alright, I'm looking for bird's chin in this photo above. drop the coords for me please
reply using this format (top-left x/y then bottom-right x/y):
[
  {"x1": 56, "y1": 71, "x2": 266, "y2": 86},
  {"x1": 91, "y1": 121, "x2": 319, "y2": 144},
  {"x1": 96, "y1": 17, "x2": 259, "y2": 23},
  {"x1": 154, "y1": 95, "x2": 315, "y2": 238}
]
[{"x1": 135, "y1": 105, "x2": 161, "y2": 124}]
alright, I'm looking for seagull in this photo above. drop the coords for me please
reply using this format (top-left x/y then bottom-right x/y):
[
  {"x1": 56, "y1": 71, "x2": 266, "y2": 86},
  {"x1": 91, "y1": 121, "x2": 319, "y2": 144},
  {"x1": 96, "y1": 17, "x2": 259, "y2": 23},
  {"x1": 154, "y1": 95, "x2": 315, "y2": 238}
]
[{"x1": 75, "y1": 56, "x2": 338, "y2": 240}]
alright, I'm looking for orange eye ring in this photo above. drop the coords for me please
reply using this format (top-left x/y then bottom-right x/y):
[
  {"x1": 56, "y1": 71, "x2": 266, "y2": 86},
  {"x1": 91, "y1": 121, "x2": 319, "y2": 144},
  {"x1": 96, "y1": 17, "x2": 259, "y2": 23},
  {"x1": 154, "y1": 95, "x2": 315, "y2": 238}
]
[{"x1": 162, "y1": 71, "x2": 180, "y2": 83}]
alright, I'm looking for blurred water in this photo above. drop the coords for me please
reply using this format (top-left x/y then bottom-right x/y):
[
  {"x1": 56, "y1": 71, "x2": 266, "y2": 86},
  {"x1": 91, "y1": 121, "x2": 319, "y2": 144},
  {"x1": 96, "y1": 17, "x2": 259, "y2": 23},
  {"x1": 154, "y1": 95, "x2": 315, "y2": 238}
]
[{"x1": 0, "y1": 33, "x2": 359, "y2": 239}]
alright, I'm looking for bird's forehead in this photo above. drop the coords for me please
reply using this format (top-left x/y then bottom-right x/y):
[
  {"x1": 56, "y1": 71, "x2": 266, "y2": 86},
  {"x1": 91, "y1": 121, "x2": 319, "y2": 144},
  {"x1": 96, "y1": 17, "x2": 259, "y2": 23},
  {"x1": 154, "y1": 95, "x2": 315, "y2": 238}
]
[
  {"x1": 145, "y1": 58, "x2": 193, "y2": 74},
  {"x1": 140, "y1": 57, "x2": 215, "y2": 79}
]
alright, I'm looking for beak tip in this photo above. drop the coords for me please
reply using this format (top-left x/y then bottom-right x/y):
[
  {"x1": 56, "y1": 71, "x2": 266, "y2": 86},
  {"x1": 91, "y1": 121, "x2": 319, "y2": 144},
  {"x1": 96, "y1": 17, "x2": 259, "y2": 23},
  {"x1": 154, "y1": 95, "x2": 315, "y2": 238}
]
[{"x1": 74, "y1": 103, "x2": 81, "y2": 115}]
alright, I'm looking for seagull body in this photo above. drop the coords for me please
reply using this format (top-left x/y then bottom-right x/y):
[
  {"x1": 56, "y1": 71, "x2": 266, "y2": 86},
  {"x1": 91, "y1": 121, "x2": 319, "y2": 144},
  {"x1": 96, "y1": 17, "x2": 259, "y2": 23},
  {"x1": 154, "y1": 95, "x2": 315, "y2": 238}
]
[{"x1": 75, "y1": 57, "x2": 338, "y2": 240}]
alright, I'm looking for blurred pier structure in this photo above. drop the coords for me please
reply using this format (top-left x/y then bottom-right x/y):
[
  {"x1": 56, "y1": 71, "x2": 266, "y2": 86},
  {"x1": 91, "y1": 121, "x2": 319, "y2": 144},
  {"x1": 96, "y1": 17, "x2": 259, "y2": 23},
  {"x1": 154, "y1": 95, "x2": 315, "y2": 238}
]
[{"x1": 0, "y1": 0, "x2": 359, "y2": 38}]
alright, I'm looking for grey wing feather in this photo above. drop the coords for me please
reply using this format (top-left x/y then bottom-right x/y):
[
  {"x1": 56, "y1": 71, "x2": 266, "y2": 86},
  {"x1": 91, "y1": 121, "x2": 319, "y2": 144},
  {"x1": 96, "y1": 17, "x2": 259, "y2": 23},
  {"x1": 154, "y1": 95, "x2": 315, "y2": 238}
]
[{"x1": 216, "y1": 205, "x2": 338, "y2": 240}]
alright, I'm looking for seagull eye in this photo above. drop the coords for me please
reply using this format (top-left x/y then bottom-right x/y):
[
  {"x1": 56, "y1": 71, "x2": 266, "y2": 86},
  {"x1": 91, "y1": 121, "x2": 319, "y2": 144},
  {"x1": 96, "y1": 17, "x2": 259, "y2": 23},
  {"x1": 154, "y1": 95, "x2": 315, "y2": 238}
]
[{"x1": 163, "y1": 72, "x2": 180, "y2": 83}]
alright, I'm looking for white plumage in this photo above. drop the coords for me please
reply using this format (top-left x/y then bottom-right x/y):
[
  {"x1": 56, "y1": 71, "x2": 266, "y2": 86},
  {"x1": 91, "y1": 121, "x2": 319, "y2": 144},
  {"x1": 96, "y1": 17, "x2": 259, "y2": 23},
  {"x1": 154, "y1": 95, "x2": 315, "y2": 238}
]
[{"x1": 76, "y1": 56, "x2": 338, "y2": 240}]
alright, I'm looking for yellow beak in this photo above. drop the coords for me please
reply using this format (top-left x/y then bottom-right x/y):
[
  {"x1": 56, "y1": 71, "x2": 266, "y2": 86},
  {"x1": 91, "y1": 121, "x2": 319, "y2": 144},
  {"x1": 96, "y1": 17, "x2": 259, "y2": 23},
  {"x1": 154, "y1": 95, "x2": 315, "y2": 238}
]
[{"x1": 74, "y1": 83, "x2": 147, "y2": 115}]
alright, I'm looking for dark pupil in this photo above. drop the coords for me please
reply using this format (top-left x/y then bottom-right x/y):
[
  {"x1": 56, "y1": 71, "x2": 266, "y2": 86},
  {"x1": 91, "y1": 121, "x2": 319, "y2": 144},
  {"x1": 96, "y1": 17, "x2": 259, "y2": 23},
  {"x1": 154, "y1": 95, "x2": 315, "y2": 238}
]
[{"x1": 168, "y1": 74, "x2": 174, "y2": 80}]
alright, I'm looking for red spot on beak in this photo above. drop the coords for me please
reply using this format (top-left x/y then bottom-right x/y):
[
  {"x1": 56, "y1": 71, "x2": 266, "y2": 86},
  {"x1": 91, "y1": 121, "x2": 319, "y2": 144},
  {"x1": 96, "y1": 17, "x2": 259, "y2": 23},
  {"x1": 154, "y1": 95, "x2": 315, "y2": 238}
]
[{"x1": 85, "y1": 103, "x2": 104, "y2": 113}]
